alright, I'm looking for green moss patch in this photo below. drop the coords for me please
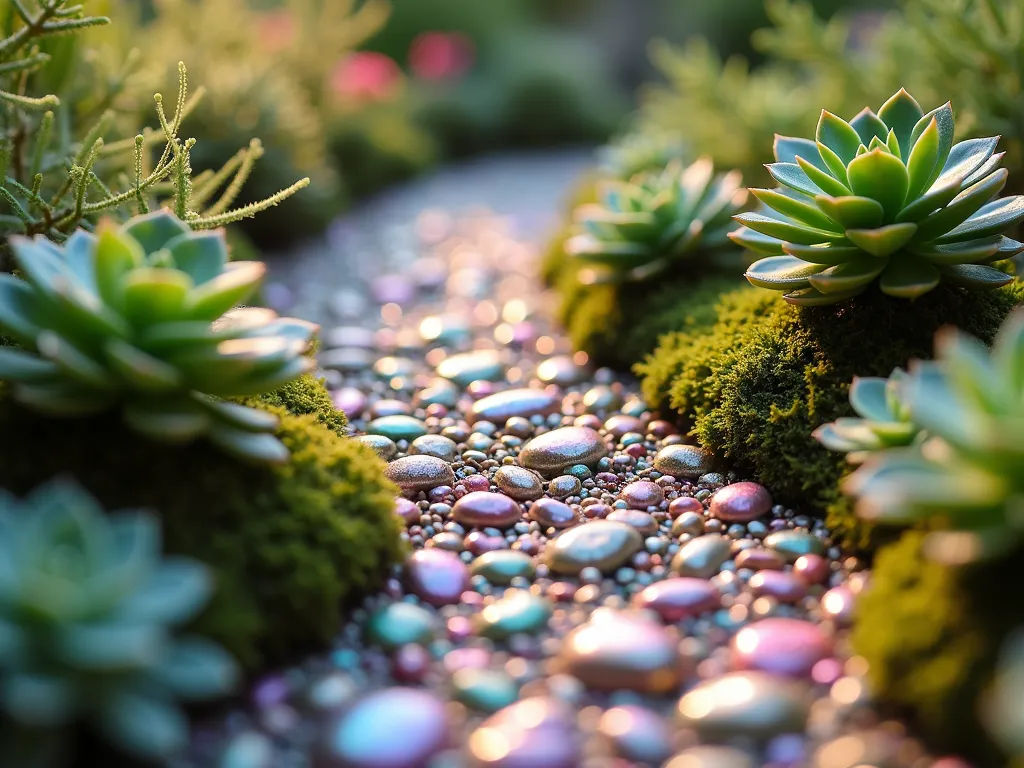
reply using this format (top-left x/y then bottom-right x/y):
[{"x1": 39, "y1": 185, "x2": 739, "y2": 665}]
[
  {"x1": 0, "y1": 387, "x2": 402, "y2": 672},
  {"x1": 241, "y1": 372, "x2": 347, "y2": 436},
  {"x1": 854, "y1": 530, "x2": 1024, "y2": 762},
  {"x1": 637, "y1": 282, "x2": 1024, "y2": 549}
]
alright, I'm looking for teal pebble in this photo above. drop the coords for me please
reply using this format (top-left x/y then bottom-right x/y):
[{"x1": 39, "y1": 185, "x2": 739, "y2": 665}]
[
  {"x1": 470, "y1": 551, "x2": 536, "y2": 585},
  {"x1": 764, "y1": 530, "x2": 826, "y2": 562},
  {"x1": 365, "y1": 602, "x2": 436, "y2": 650},
  {"x1": 476, "y1": 590, "x2": 552, "y2": 639},
  {"x1": 367, "y1": 415, "x2": 428, "y2": 441},
  {"x1": 451, "y1": 669, "x2": 519, "y2": 713}
]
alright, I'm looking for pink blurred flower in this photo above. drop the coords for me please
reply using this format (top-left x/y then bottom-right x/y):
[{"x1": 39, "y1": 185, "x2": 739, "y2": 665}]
[
  {"x1": 259, "y1": 10, "x2": 296, "y2": 53},
  {"x1": 331, "y1": 52, "x2": 402, "y2": 102},
  {"x1": 409, "y1": 32, "x2": 475, "y2": 81}
]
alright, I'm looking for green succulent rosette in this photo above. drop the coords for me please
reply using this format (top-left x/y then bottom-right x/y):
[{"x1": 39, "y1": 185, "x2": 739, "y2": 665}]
[
  {"x1": 565, "y1": 157, "x2": 748, "y2": 284},
  {"x1": 732, "y1": 88, "x2": 1024, "y2": 305},
  {"x1": 597, "y1": 130, "x2": 689, "y2": 180},
  {"x1": 0, "y1": 479, "x2": 237, "y2": 764},
  {"x1": 0, "y1": 210, "x2": 318, "y2": 464},
  {"x1": 844, "y1": 308, "x2": 1024, "y2": 564},
  {"x1": 813, "y1": 368, "x2": 921, "y2": 463}
]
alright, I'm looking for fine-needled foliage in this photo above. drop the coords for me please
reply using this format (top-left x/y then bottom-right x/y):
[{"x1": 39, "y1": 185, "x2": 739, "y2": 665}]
[
  {"x1": 844, "y1": 308, "x2": 1024, "y2": 564},
  {"x1": 0, "y1": 478, "x2": 237, "y2": 767},
  {"x1": 0, "y1": 0, "x2": 309, "y2": 267},
  {"x1": 0, "y1": 209, "x2": 318, "y2": 463},
  {"x1": 735, "y1": 89, "x2": 1024, "y2": 305}
]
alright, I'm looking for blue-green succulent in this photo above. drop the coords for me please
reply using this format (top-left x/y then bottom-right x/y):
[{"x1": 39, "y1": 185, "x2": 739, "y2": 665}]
[
  {"x1": 597, "y1": 130, "x2": 689, "y2": 180},
  {"x1": 0, "y1": 210, "x2": 319, "y2": 463},
  {"x1": 813, "y1": 368, "x2": 921, "y2": 463},
  {"x1": 844, "y1": 307, "x2": 1024, "y2": 563},
  {"x1": 733, "y1": 89, "x2": 1024, "y2": 305},
  {"x1": 0, "y1": 479, "x2": 237, "y2": 765}
]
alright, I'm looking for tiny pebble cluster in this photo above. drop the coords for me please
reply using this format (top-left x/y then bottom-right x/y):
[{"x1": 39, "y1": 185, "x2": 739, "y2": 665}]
[{"x1": 178, "y1": 208, "x2": 970, "y2": 768}]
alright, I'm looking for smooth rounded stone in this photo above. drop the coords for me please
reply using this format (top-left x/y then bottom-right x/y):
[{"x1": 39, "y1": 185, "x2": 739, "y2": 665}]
[
  {"x1": 365, "y1": 603, "x2": 436, "y2": 650},
  {"x1": 794, "y1": 554, "x2": 830, "y2": 584},
  {"x1": 545, "y1": 521, "x2": 644, "y2": 575},
  {"x1": 415, "y1": 378, "x2": 460, "y2": 408},
  {"x1": 405, "y1": 549, "x2": 469, "y2": 607},
  {"x1": 527, "y1": 497, "x2": 577, "y2": 529},
  {"x1": 475, "y1": 590, "x2": 552, "y2": 639},
  {"x1": 385, "y1": 455, "x2": 456, "y2": 492},
  {"x1": 603, "y1": 414, "x2": 645, "y2": 438},
  {"x1": 619, "y1": 480, "x2": 664, "y2": 510},
  {"x1": 369, "y1": 399, "x2": 413, "y2": 419},
  {"x1": 518, "y1": 427, "x2": 607, "y2": 475},
  {"x1": 436, "y1": 350, "x2": 505, "y2": 386},
  {"x1": 469, "y1": 388, "x2": 557, "y2": 425},
  {"x1": 419, "y1": 313, "x2": 471, "y2": 346},
  {"x1": 219, "y1": 732, "x2": 273, "y2": 768},
  {"x1": 709, "y1": 482, "x2": 772, "y2": 523},
  {"x1": 633, "y1": 577, "x2": 720, "y2": 622},
  {"x1": 356, "y1": 434, "x2": 397, "y2": 461},
  {"x1": 332, "y1": 387, "x2": 368, "y2": 418},
  {"x1": 451, "y1": 668, "x2": 518, "y2": 713},
  {"x1": 547, "y1": 475, "x2": 581, "y2": 498},
  {"x1": 748, "y1": 571, "x2": 807, "y2": 603},
  {"x1": 734, "y1": 548, "x2": 785, "y2": 571},
  {"x1": 597, "y1": 705, "x2": 673, "y2": 765},
  {"x1": 607, "y1": 509, "x2": 658, "y2": 536},
  {"x1": 467, "y1": 697, "x2": 580, "y2": 768},
  {"x1": 676, "y1": 671, "x2": 811, "y2": 738},
  {"x1": 323, "y1": 325, "x2": 376, "y2": 350},
  {"x1": 732, "y1": 618, "x2": 832, "y2": 677},
  {"x1": 373, "y1": 356, "x2": 417, "y2": 380},
  {"x1": 470, "y1": 550, "x2": 536, "y2": 585},
  {"x1": 536, "y1": 355, "x2": 585, "y2": 385},
  {"x1": 319, "y1": 347, "x2": 374, "y2": 373},
  {"x1": 453, "y1": 491, "x2": 523, "y2": 529},
  {"x1": 583, "y1": 385, "x2": 620, "y2": 412},
  {"x1": 664, "y1": 746, "x2": 757, "y2": 768},
  {"x1": 764, "y1": 531, "x2": 826, "y2": 563},
  {"x1": 559, "y1": 610, "x2": 686, "y2": 693},
  {"x1": 654, "y1": 444, "x2": 714, "y2": 480},
  {"x1": 671, "y1": 534, "x2": 732, "y2": 578},
  {"x1": 366, "y1": 415, "x2": 427, "y2": 442},
  {"x1": 315, "y1": 688, "x2": 448, "y2": 768},
  {"x1": 493, "y1": 466, "x2": 544, "y2": 501},
  {"x1": 409, "y1": 434, "x2": 459, "y2": 462},
  {"x1": 821, "y1": 586, "x2": 856, "y2": 626}
]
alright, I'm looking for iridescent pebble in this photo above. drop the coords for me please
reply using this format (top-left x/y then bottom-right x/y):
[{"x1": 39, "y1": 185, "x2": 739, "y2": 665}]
[
  {"x1": 607, "y1": 509, "x2": 658, "y2": 536},
  {"x1": 219, "y1": 732, "x2": 273, "y2": 768},
  {"x1": 794, "y1": 553, "x2": 830, "y2": 584},
  {"x1": 604, "y1": 414, "x2": 645, "y2": 438},
  {"x1": 368, "y1": 399, "x2": 412, "y2": 418},
  {"x1": 373, "y1": 356, "x2": 416, "y2": 379},
  {"x1": 597, "y1": 705, "x2": 673, "y2": 765},
  {"x1": 547, "y1": 475, "x2": 582, "y2": 498},
  {"x1": 709, "y1": 482, "x2": 772, "y2": 523},
  {"x1": 314, "y1": 688, "x2": 448, "y2": 768},
  {"x1": 764, "y1": 530, "x2": 826, "y2": 562},
  {"x1": 493, "y1": 466, "x2": 544, "y2": 501},
  {"x1": 654, "y1": 444, "x2": 714, "y2": 479},
  {"x1": 366, "y1": 415, "x2": 427, "y2": 442},
  {"x1": 356, "y1": 434, "x2": 397, "y2": 461},
  {"x1": 536, "y1": 355, "x2": 585, "y2": 385},
  {"x1": 415, "y1": 378, "x2": 460, "y2": 408},
  {"x1": 408, "y1": 434, "x2": 459, "y2": 462},
  {"x1": 732, "y1": 618, "x2": 831, "y2": 677},
  {"x1": 518, "y1": 426, "x2": 607, "y2": 475},
  {"x1": 669, "y1": 496, "x2": 703, "y2": 518},
  {"x1": 419, "y1": 313, "x2": 470, "y2": 345},
  {"x1": 331, "y1": 387, "x2": 367, "y2": 418},
  {"x1": 676, "y1": 671, "x2": 811, "y2": 737},
  {"x1": 671, "y1": 534, "x2": 732, "y2": 578},
  {"x1": 664, "y1": 746, "x2": 756, "y2": 768},
  {"x1": 467, "y1": 697, "x2": 580, "y2": 768},
  {"x1": 320, "y1": 347, "x2": 373, "y2": 372},
  {"x1": 453, "y1": 491, "x2": 523, "y2": 529},
  {"x1": 633, "y1": 577, "x2": 721, "y2": 622},
  {"x1": 748, "y1": 571, "x2": 807, "y2": 603},
  {"x1": 436, "y1": 350, "x2": 505, "y2": 386},
  {"x1": 821, "y1": 586, "x2": 856, "y2": 626},
  {"x1": 365, "y1": 603, "x2": 436, "y2": 650},
  {"x1": 469, "y1": 388, "x2": 558, "y2": 425},
  {"x1": 583, "y1": 385, "x2": 620, "y2": 412},
  {"x1": 405, "y1": 549, "x2": 469, "y2": 607},
  {"x1": 385, "y1": 455, "x2": 456, "y2": 492},
  {"x1": 527, "y1": 497, "x2": 577, "y2": 529},
  {"x1": 672, "y1": 511, "x2": 705, "y2": 537},
  {"x1": 545, "y1": 520, "x2": 644, "y2": 575},
  {"x1": 475, "y1": 589, "x2": 552, "y2": 639},
  {"x1": 451, "y1": 668, "x2": 518, "y2": 713},
  {"x1": 734, "y1": 548, "x2": 785, "y2": 571},
  {"x1": 619, "y1": 480, "x2": 664, "y2": 510},
  {"x1": 470, "y1": 550, "x2": 536, "y2": 585}
]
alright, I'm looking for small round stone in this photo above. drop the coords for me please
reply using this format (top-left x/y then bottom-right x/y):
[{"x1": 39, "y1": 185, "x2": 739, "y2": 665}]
[
  {"x1": 731, "y1": 618, "x2": 831, "y2": 677},
  {"x1": 676, "y1": 671, "x2": 811, "y2": 737},
  {"x1": 748, "y1": 571, "x2": 807, "y2": 603},
  {"x1": 672, "y1": 511, "x2": 705, "y2": 537},
  {"x1": 536, "y1": 355, "x2": 585, "y2": 385},
  {"x1": 494, "y1": 466, "x2": 544, "y2": 501},
  {"x1": 471, "y1": 550, "x2": 536, "y2": 585},
  {"x1": 415, "y1": 378, "x2": 460, "y2": 408},
  {"x1": 619, "y1": 480, "x2": 664, "y2": 510},
  {"x1": 475, "y1": 589, "x2": 552, "y2": 639},
  {"x1": 436, "y1": 350, "x2": 505, "y2": 386},
  {"x1": 597, "y1": 705, "x2": 673, "y2": 765},
  {"x1": 669, "y1": 496, "x2": 703, "y2": 518},
  {"x1": 653, "y1": 444, "x2": 714, "y2": 479},
  {"x1": 452, "y1": 668, "x2": 519, "y2": 714},
  {"x1": 518, "y1": 427, "x2": 607, "y2": 475},
  {"x1": 821, "y1": 586, "x2": 856, "y2": 626},
  {"x1": 709, "y1": 482, "x2": 772, "y2": 523},
  {"x1": 603, "y1": 414, "x2": 645, "y2": 438},
  {"x1": 409, "y1": 434, "x2": 459, "y2": 462},
  {"x1": 607, "y1": 509, "x2": 658, "y2": 536},
  {"x1": 734, "y1": 548, "x2": 785, "y2": 571},
  {"x1": 355, "y1": 434, "x2": 397, "y2": 460},
  {"x1": 467, "y1": 698, "x2": 580, "y2": 768},
  {"x1": 469, "y1": 388, "x2": 558, "y2": 425},
  {"x1": 764, "y1": 531, "x2": 826, "y2": 562},
  {"x1": 453, "y1": 491, "x2": 523, "y2": 529},
  {"x1": 664, "y1": 746, "x2": 756, "y2": 768},
  {"x1": 528, "y1": 497, "x2": 577, "y2": 529},
  {"x1": 633, "y1": 577, "x2": 720, "y2": 622},
  {"x1": 671, "y1": 534, "x2": 732, "y2": 578},
  {"x1": 793, "y1": 553, "x2": 830, "y2": 584},
  {"x1": 547, "y1": 475, "x2": 582, "y2": 498},
  {"x1": 405, "y1": 548, "x2": 469, "y2": 607},
  {"x1": 365, "y1": 603, "x2": 436, "y2": 651},
  {"x1": 385, "y1": 455, "x2": 456, "y2": 492},
  {"x1": 545, "y1": 520, "x2": 644, "y2": 575},
  {"x1": 366, "y1": 415, "x2": 428, "y2": 442}
]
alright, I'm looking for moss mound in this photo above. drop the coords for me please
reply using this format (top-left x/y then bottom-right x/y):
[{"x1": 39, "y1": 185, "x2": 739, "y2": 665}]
[
  {"x1": 854, "y1": 531, "x2": 1023, "y2": 762},
  {"x1": 241, "y1": 372, "x2": 347, "y2": 436},
  {"x1": 0, "y1": 388, "x2": 402, "y2": 672},
  {"x1": 637, "y1": 281, "x2": 1024, "y2": 549}
]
